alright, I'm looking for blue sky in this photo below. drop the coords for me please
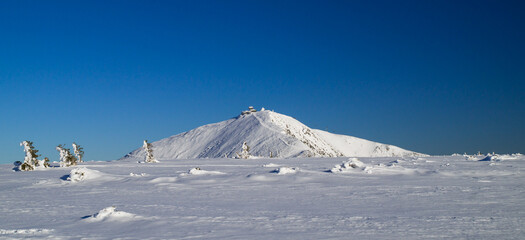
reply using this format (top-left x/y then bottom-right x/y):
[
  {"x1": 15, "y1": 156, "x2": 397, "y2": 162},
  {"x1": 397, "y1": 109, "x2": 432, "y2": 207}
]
[{"x1": 1, "y1": 0, "x2": 524, "y2": 164}]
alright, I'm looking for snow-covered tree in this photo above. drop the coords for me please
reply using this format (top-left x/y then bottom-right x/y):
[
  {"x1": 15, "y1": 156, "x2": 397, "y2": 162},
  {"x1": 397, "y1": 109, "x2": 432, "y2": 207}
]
[
  {"x1": 57, "y1": 144, "x2": 77, "y2": 167},
  {"x1": 236, "y1": 142, "x2": 251, "y2": 159},
  {"x1": 72, "y1": 142, "x2": 84, "y2": 162},
  {"x1": 18, "y1": 141, "x2": 39, "y2": 171},
  {"x1": 143, "y1": 140, "x2": 158, "y2": 163},
  {"x1": 16, "y1": 141, "x2": 49, "y2": 171}
]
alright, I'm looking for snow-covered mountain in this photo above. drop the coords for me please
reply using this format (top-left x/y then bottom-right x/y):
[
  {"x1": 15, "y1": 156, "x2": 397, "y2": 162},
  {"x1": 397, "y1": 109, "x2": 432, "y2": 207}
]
[{"x1": 122, "y1": 109, "x2": 424, "y2": 160}]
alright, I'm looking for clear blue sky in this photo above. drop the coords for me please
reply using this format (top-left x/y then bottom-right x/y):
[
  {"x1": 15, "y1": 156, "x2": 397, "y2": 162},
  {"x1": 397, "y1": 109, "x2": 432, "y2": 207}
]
[{"x1": 1, "y1": 0, "x2": 524, "y2": 164}]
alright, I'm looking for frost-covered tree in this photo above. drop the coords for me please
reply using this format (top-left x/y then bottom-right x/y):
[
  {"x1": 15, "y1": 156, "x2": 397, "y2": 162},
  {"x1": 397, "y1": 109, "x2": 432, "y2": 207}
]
[
  {"x1": 236, "y1": 142, "x2": 251, "y2": 159},
  {"x1": 72, "y1": 142, "x2": 84, "y2": 162},
  {"x1": 56, "y1": 144, "x2": 77, "y2": 167},
  {"x1": 143, "y1": 140, "x2": 158, "y2": 163},
  {"x1": 18, "y1": 141, "x2": 39, "y2": 171},
  {"x1": 16, "y1": 141, "x2": 49, "y2": 171}
]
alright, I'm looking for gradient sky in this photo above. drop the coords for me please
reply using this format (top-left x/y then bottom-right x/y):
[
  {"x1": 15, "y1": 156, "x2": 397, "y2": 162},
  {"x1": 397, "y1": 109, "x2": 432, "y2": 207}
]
[{"x1": 1, "y1": 0, "x2": 524, "y2": 164}]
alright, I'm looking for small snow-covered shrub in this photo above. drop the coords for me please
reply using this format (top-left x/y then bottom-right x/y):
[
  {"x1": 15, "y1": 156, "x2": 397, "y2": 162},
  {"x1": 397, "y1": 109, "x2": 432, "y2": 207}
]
[
  {"x1": 38, "y1": 157, "x2": 50, "y2": 168},
  {"x1": 236, "y1": 142, "x2": 251, "y2": 159},
  {"x1": 331, "y1": 158, "x2": 365, "y2": 172}
]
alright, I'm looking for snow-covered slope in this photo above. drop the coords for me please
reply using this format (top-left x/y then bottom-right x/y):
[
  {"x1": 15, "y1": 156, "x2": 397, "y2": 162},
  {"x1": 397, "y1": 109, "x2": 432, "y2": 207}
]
[
  {"x1": 313, "y1": 129, "x2": 420, "y2": 157},
  {"x1": 122, "y1": 110, "x2": 423, "y2": 160}
]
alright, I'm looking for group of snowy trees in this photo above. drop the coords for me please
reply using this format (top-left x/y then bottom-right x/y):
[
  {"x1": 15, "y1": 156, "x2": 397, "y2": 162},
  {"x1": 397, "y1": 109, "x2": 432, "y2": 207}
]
[
  {"x1": 141, "y1": 140, "x2": 257, "y2": 161},
  {"x1": 15, "y1": 141, "x2": 84, "y2": 171},
  {"x1": 16, "y1": 139, "x2": 157, "y2": 171},
  {"x1": 56, "y1": 143, "x2": 82, "y2": 167},
  {"x1": 142, "y1": 140, "x2": 257, "y2": 160},
  {"x1": 16, "y1": 139, "x2": 263, "y2": 171}
]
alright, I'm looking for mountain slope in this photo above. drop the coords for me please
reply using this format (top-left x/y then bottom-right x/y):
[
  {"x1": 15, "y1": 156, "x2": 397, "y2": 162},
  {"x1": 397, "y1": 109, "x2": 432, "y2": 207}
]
[
  {"x1": 313, "y1": 130, "x2": 419, "y2": 157},
  {"x1": 122, "y1": 110, "x2": 424, "y2": 160}
]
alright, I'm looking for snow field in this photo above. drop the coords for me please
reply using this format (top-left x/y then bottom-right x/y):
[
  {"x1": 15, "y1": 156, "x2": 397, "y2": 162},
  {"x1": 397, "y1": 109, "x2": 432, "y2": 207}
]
[{"x1": 0, "y1": 155, "x2": 524, "y2": 239}]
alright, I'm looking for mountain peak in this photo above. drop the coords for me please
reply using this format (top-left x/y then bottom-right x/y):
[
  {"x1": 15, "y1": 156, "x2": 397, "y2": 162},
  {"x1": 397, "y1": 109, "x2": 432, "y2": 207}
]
[{"x1": 122, "y1": 108, "x2": 424, "y2": 160}]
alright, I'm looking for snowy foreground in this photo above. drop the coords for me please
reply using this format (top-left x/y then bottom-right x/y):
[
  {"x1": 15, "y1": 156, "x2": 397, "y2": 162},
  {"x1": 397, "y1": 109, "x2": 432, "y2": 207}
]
[{"x1": 1, "y1": 155, "x2": 524, "y2": 239}]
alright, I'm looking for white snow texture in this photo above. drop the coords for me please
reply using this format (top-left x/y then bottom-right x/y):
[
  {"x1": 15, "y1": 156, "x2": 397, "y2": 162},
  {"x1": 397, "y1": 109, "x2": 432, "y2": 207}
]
[{"x1": 1, "y1": 154, "x2": 524, "y2": 239}]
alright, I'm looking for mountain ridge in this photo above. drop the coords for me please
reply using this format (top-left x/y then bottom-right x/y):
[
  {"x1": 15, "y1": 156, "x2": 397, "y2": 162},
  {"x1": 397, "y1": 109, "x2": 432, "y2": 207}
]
[{"x1": 122, "y1": 109, "x2": 425, "y2": 160}]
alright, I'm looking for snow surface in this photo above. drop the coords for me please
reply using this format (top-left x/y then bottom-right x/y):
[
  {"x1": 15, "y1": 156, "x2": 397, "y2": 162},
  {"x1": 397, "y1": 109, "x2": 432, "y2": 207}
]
[
  {"x1": 1, "y1": 155, "x2": 524, "y2": 239},
  {"x1": 123, "y1": 110, "x2": 424, "y2": 160}
]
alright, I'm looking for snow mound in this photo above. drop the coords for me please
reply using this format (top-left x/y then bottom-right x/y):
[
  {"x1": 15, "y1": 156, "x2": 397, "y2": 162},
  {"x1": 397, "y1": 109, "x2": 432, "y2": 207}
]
[
  {"x1": 478, "y1": 153, "x2": 523, "y2": 162},
  {"x1": 464, "y1": 153, "x2": 523, "y2": 162},
  {"x1": 84, "y1": 207, "x2": 141, "y2": 222},
  {"x1": 479, "y1": 155, "x2": 499, "y2": 162},
  {"x1": 330, "y1": 158, "x2": 365, "y2": 172},
  {"x1": 65, "y1": 167, "x2": 118, "y2": 182},
  {"x1": 67, "y1": 168, "x2": 99, "y2": 182},
  {"x1": 271, "y1": 167, "x2": 298, "y2": 175},
  {"x1": 122, "y1": 109, "x2": 424, "y2": 160},
  {"x1": 331, "y1": 158, "x2": 419, "y2": 175},
  {"x1": 181, "y1": 167, "x2": 226, "y2": 176}
]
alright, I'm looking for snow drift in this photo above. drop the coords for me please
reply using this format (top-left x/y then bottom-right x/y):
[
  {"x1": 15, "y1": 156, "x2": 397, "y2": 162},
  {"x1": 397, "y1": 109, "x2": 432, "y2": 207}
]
[
  {"x1": 122, "y1": 109, "x2": 424, "y2": 160},
  {"x1": 83, "y1": 206, "x2": 142, "y2": 222}
]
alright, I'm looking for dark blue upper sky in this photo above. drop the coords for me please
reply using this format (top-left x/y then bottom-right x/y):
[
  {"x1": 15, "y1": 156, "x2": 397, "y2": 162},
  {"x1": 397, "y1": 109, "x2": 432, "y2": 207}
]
[{"x1": 1, "y1": 0, "x2": 524, "y2": 163}]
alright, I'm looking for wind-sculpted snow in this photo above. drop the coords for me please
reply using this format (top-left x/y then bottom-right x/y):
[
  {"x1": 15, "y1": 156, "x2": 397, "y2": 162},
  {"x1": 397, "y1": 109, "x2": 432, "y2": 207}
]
[
  {"x1": 1, "y1": 155, "x2": 524, "y2": 239},
  {"x1": 270, "y1": 167, "x2": 298, "y2": 175},
  {"x1": 330, "y1": 158, "x2": 424, "y2": 175},
  {"x1": 182, "y1": 167, "x2": 226, "y2": 176},
  {"x1": 64, "y1": 167, "x2": 121, "y2": 183},
  {"x1": 123, "y1": 110, "x2": 423, "y2": 160},
  {"x1": 83, "y1": 206, "x2": 143, "y2": 222}
]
